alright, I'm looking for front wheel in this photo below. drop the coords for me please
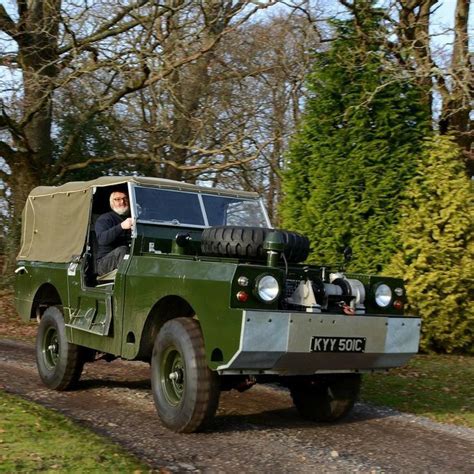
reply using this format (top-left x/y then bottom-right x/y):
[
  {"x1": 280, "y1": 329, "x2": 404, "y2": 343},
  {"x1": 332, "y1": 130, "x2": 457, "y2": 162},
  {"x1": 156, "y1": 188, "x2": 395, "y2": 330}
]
[
  {"x1": 36, "y1": 306, "x2": 85, "y2": 390},
  {"x1": 289, "y1": 374, "x2": 361, "y2": 422},
  {"x1": 151, "y1": 317, "x2": 220, "y2": 433}
]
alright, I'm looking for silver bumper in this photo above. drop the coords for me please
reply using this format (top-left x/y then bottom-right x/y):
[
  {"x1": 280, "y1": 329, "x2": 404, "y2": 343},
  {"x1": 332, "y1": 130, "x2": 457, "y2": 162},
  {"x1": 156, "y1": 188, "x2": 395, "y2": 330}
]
[{"x1": 217, "y1": 310, "x2": 421, "y2": 375}]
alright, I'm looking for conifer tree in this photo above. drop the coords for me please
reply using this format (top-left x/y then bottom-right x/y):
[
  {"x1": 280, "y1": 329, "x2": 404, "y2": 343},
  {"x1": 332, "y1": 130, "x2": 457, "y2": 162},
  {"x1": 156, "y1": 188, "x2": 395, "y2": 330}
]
[
  {"x1": 281, "y1": 5, "x2": 430, "y2": 272},
  {"x1": 388, "y1": 135, "x2": 474, "y2": 353}
]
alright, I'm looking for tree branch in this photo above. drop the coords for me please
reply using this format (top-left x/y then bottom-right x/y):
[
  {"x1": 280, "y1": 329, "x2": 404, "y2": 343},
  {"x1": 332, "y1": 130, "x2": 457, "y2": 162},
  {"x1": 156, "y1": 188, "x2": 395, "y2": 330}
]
[
  {"x1": 55, "y1": 139, "x2": 270, "y2": 180},
  {"x1": 57, "y1": 29, "x2": 225, "y2": 166},
  {"x1": 0, "y1": 140, "x2": 17, "y2": 162},
  {"x1": 0, "y1": 168, "x2": 10, "y2": 182},
  {"x1": 59, "y1": 0, "x2": 151, "y2": 55},
  {"x1": 0, "y1": 106, "x2": 24, "y2": 143},
  {"x1": 0, "y1": 5, "x2": 17, "y2": 37}
]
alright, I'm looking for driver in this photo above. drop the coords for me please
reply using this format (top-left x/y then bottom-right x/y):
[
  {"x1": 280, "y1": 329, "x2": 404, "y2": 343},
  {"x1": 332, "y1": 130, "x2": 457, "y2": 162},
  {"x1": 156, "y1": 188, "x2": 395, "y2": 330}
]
[{"x1": 95, "y1": 190, "x2": 133, "y2": 276}]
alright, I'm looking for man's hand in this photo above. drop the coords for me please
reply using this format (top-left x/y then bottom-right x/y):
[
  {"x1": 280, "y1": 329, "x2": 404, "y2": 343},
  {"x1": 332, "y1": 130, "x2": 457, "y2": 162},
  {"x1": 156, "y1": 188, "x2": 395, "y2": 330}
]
[{"x1": 121, "y1": 217, "x2": 134, "y2": 230}]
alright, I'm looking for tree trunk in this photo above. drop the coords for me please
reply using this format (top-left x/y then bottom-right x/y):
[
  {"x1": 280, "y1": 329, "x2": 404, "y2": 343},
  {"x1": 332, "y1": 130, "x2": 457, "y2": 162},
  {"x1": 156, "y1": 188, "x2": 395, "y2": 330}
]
[
  {"x1": 440, "y1": 0, "x2": 472, "y2": 174},
  {"x1": 158, "y1": 2, "x2": 234, "y2": 182},
  {"x1": 8, "y1": 156, "x2": 41, "y2": 224},
  {"x1": 397, "y1": 0, "x2": 437, "y2": 115},
  {"x1": 17, "y1": 1, "x2": 61, "y2": 172}
]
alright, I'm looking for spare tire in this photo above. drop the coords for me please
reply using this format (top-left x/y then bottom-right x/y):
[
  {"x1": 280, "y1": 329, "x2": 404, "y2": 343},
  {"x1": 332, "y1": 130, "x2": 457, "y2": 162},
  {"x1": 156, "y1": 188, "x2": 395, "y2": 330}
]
[
  {"x1": 281, "y1": 229, "x2": 311, "y2": 263},
  {"x1": 201, "y1": 226, "x2": 309, "y2": 263}
]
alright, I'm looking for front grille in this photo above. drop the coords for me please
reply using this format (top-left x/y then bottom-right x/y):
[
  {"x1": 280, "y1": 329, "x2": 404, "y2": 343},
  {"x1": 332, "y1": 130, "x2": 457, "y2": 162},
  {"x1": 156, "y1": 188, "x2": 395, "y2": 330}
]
[{"x1": 284, "y1": 279, "x2": 300, "y2": 300}]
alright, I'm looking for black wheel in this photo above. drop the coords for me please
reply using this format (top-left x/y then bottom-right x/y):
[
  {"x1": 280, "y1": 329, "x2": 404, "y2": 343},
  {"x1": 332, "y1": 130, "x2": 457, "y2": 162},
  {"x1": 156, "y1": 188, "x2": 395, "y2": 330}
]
[
  {"x1": 280, "y1": 229, "x2": 310, "y2": 263},
  {"x1": 289, "y1": 374, "x2": 361, "y2": 422},
  {"x1": 36, "y1": 306, "x2": 85, "y2": 390},
  {"x1": 201, "y1": 226, "x2": 309, "y2": 263},
  {"x1": 151, "y1": 317, "x2": 220, "y2": 433}
]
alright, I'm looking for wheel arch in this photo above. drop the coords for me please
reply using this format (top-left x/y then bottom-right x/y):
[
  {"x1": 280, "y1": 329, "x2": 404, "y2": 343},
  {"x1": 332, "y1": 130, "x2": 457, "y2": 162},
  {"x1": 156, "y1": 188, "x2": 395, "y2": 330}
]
[
  {"x1": 136, "y1": 295, "x2": 195, "y2": 361},
  {"x1": 31, "y1": 283, "x2": 62, "y2": 320}
]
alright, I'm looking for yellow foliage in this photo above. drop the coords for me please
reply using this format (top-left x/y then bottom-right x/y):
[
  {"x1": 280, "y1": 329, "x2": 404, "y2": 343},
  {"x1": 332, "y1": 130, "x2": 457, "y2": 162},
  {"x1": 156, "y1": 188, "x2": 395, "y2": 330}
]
[{"x1": 387, "y1": 135, "x2": 474, "y2": 353}]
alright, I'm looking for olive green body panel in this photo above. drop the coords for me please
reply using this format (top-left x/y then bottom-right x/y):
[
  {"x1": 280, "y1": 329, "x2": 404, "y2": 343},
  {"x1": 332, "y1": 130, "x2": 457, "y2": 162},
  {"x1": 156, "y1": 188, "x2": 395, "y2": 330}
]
[
  {"x1": 15, "y1": 254, "x2": 245, "y2": 368},
  {"x1": 120, "y1": 254, "x2": 243, "y2": 367},
  {"x1": 15, "y1": 259, "x2": 127, "y2": 356},
  {"x1": 15, "y1": 262, "x2": 69, "y2": 322},
  {"x1": 14, "y1": 255, "x2": 416, "y2": 371},
  {"x1": 65, "y1": 263, "x2": 127, "y2": 356}
]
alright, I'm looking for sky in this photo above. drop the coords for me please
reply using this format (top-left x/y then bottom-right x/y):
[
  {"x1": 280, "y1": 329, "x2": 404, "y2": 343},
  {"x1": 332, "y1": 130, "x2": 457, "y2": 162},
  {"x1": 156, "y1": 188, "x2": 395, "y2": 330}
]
[{"x1": 429, "y1": 0, "x2": 473, "y2": 51}]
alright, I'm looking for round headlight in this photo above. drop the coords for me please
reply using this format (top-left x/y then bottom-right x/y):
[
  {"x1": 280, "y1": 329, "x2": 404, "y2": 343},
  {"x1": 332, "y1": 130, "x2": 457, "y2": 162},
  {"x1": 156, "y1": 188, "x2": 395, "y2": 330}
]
[
  {"x1": 375, "y1": 284, "x2": 392, "y2": 307},
  {"x1": 256, "y1": 275, "x2": 280, "y2": 302}
]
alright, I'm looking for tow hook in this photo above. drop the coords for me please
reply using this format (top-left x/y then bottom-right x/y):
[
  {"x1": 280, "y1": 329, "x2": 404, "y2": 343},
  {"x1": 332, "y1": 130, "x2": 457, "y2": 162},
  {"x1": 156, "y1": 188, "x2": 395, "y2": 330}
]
[
  {"x1": 236, "y1": 376, "x2": 256, "y2": 392},
  {"x1": 339, "y1": 301, "x2": 356, "y2": 316}
]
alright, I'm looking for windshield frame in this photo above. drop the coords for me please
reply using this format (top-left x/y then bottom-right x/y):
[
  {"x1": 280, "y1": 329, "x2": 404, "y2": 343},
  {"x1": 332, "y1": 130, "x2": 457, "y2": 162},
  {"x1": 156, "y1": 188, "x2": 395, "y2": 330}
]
[{"x1": 130, "y1": 184, "x2": 272, "y2": 229}]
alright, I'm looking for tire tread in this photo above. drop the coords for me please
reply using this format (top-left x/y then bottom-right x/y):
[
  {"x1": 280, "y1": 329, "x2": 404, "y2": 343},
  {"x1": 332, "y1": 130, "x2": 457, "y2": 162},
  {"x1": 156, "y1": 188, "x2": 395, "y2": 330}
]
[
  {"x1": 201, "y1": 226, "x2": 309, "y2": 262},
  {"x1": 151, "y1": 317, "x2": 220, "y2": 433},
  {"x1": 36, "y1": 306, "x2": 85, "y2": 391}
]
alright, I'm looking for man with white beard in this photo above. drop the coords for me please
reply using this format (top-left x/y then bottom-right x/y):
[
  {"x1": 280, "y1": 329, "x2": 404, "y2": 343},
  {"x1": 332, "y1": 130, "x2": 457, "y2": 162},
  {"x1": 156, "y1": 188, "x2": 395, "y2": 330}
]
[{"x1": 95, "y1": 190, "x2": 133, "y2": 276}]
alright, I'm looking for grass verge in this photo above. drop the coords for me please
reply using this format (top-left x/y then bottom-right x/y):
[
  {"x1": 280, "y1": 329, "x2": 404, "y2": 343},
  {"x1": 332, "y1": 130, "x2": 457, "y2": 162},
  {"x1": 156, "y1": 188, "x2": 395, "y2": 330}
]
[
  {"x1": 361, "y1": 354, "x2": 474, "y2": 428},
  {"x1": 0, "y1": 391, "x2": 150, "y2": 472}
]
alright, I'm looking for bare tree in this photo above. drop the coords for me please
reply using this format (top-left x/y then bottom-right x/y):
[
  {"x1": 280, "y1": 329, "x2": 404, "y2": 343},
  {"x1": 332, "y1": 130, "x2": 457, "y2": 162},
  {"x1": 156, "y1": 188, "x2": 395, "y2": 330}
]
[
  {"x1": 0, "y1": 0, "x2": 279, "y2": 230},
  {"x1": 338, "y1": 0, "x2": 472, "y2": 173},
  {"x1": 439, "y1": 0, "x2": 472, "y2": 172},
  {"x1": 106, "y1": 8, "x2": 322, "y2": 223}
]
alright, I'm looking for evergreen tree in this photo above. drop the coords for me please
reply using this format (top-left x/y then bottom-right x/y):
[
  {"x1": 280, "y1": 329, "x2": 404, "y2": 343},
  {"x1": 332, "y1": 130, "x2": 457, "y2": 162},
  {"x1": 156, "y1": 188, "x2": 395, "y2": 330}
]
[
  {"x1": 280, "y1": 5, "x2": 430, "y2": 272},
  {"x1": 388, "y1": 135, "x2": 474, "y2": 353}
]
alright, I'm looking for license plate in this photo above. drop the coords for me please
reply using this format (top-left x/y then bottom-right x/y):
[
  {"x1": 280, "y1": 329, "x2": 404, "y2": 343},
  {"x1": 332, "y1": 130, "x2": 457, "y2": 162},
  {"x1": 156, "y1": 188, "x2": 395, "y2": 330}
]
[{"x1": 310, "y1": 336, "x2": 366, "y2": 353}]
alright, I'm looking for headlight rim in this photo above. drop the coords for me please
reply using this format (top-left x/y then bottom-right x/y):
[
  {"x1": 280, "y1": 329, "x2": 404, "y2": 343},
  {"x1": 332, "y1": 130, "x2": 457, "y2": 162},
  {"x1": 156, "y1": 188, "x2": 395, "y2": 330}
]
[
  {"x1": 374, "y1": 283, "x2": 393, "y2": 308},
  {"x1": 255, "y1": 274, "x2": 280, "y2": 303}
]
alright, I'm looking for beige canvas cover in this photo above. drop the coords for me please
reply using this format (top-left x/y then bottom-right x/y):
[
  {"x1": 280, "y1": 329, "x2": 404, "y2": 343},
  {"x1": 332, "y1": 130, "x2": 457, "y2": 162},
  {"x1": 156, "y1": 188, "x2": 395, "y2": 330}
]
[{"x1": 17, "y1": 176, "x2": 258, "y2": 263}]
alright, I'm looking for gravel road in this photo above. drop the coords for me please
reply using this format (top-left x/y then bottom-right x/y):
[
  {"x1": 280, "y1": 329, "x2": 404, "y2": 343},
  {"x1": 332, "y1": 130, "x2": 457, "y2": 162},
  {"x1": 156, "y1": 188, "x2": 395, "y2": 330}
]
[{"x1": 1, "y1": 338, "x2": 473, "y2": 473}]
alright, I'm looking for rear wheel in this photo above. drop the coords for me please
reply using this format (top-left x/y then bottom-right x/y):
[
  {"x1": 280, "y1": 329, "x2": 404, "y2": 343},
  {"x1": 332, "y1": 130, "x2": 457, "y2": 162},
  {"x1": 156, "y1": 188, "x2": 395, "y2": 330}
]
[
  {"x1": 289, "y1": 374, "x2": 361, "y2": 422},
  {"x1": 36, "y1": 306, "x2": 85, "y2": 390},
  {"x1": 151, "y1": 317, "x2": 220, "y2": 433}
]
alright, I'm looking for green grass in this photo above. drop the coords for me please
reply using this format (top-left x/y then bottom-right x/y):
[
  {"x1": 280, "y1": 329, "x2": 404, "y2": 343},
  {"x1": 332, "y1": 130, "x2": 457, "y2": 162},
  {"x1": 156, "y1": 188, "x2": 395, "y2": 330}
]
[
  {"x1": 0, "y1": 391, "x2": 150, "y2": 472},
  {"x1": 361, "y1": 355, "x2": 474, "y2": 428}
]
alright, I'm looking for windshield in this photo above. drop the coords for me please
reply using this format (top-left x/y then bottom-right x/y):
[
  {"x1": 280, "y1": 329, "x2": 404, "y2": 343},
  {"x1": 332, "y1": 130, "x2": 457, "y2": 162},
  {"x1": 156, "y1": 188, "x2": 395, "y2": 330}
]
[
  {"x1": 202, "y1": 195, "x2": 268, "y2": 227},
  {"x1": 134, "y1": 188, "x2": 204, "y2": 226},
  {"x1": 134, "y1": 187, "x2": 268, "y2": 228}
]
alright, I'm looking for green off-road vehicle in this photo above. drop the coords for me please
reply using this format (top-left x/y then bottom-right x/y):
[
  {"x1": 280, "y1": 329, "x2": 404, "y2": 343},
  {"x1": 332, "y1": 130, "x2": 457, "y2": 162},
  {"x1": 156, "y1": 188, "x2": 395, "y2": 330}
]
[{"x1": 15, "y1": 176, "x2": 421, "y2": 432}]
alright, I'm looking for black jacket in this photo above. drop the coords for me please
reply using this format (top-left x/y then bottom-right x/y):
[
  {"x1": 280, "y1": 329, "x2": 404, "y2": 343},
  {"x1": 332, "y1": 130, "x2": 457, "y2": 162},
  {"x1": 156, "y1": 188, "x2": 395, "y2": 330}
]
[{"x1": 95, "y1": 211, "x2": 131, "y2": 260}]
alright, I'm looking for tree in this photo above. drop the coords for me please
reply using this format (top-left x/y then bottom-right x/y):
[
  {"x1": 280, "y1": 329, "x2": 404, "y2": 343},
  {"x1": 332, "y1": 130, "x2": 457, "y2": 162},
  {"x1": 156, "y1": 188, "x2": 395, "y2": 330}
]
[
  {"x1": 0, "y1": 1, "x2": 279, "y2": 223},
  {"x1": 348, "y1": 0, "x2": 472, "y2": 173},
  {"x1": 438, "y1": 0, "x2": 472, "y2": 172},
  {"x1": 396, "y1": 0, "x2": 472, "y2": 173},
  {"x1": 387, "y1": 135, "x2": 474, "y2": 353},
  {"x1": 116, "y1": 11, "x2": 321, "y2": 222},
  {"x1": 280, "y1": 4, "x2": 431, "y2": 272}
]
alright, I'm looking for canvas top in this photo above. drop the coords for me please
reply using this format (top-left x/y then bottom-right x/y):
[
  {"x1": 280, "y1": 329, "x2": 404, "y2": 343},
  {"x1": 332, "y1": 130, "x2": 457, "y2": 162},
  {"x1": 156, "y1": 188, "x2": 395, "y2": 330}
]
[
  {"x1": 27, "y1": 176, "x2": 258, "y2": 198},
  {"x1": 18, "y1": 176, "x2": 258, "y2": 263}
]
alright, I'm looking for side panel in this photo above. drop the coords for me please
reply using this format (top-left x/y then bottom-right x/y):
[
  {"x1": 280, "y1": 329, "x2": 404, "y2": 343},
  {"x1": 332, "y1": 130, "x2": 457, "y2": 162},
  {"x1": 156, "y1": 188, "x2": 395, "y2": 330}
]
[
  {"x1": 120, "y1": 254, "x2": 243, "y2": 368},
  {"x1": 14, "y1": 262, "x2": 68, "y2": 322},
  {"x1": 65, "y1": 257, "x2": 131, "y2": 355}
]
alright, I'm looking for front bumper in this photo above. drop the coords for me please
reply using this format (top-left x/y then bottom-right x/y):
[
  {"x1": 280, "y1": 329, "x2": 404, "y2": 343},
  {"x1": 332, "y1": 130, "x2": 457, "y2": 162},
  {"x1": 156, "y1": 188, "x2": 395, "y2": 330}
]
[{"x1": 217, "y1": 310, "x2": 421, "y2": 375}]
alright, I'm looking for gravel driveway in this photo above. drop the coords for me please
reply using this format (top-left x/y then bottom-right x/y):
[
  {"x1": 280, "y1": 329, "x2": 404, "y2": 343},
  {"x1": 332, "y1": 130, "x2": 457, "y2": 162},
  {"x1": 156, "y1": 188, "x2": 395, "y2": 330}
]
[{"x1": 1, "y1": 338, "x2": 473, "y2": 473}]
